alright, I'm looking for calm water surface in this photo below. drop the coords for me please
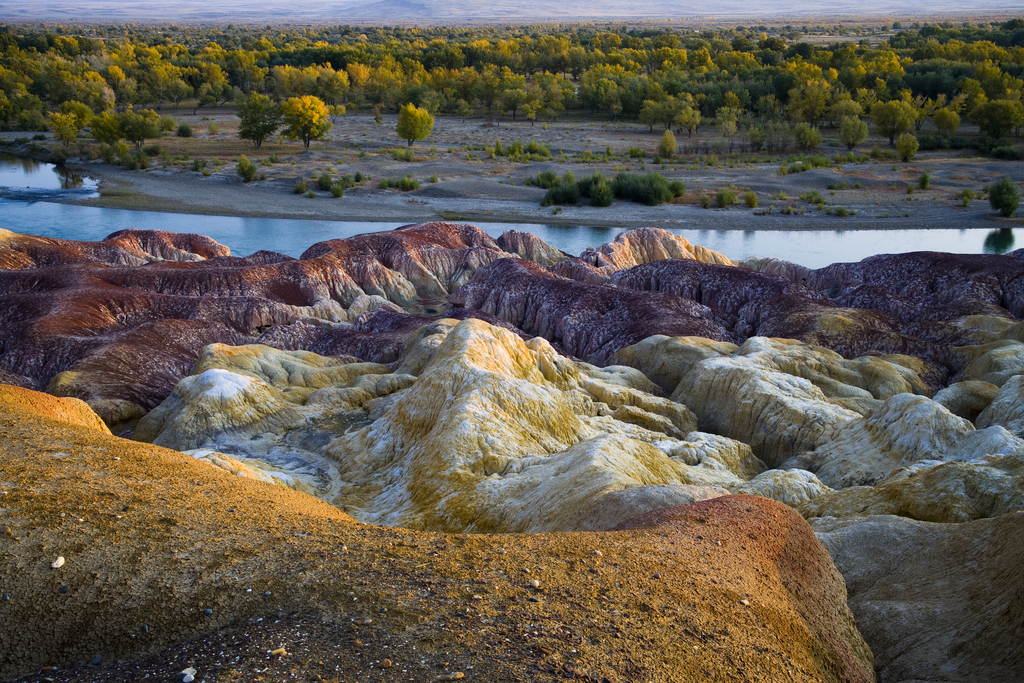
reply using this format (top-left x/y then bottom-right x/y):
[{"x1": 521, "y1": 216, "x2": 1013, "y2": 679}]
[{"x1": 0, "y1": 153, "x2": 1015, "y2": 268}]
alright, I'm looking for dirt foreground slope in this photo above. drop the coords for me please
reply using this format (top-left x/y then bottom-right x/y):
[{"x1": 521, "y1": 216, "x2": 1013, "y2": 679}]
[{"x1": 0, "y1": 384, "x2": 873, "y2": 683}]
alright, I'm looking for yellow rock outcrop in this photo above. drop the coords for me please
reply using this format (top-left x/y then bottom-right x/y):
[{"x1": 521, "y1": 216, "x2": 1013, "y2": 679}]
[{"x1": 137, "y1": 319, "x2": 764, "y2": 533}]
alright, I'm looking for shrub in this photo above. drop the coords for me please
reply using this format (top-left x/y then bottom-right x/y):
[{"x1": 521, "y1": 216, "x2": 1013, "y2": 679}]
[
  {"x1": 330, "y1": 182, "x2": 345, "y2": 197},
  {"x1": 99, "y1": 144, "x2": 117, "y2": 164},
  {"x1": 541, "y1": 182, "x2": 581, "y2": 206},
  {"x1": 835, "y1": 206, "x2": 851, "y2": 217},
  {"x1": 801, "y1": 189, "x2": 824, "y2": 204},
  {"x1": 991, "y1": 146, "x2": 1024, "y2": 161},
  {"x1": 669, "y1": 180, "x2": 686, "y2": 198},
  {"x1": 919, "y1": 172, "x2": 931, "y2": 190},
  {"x1": 430, "y1": 175, "x2": 438, "y2": 183},
  {"x1": 989, "y1": 176, "x2": 1020, "y2": 217},
  {"x1": 744, "y1": 191, "x2": 758, "y2": 208},
  {"x1": 318, "y1": 173, "x2": 333, "y2": 191},
  {"x1": 657, "y1": 130, "x2": 677, "y2": 159},
  {"x1": 268, "y1": 154, "x2": 281, "y2": 164},
  {"x1": 612, "y1": 172, "x2": 672, "y2": 206},
  {"x1": 176, "y1": 123, "x2": 193, "y2": 138},
  {"x1": 715, "y1": 188, "x2": 737, "y2": 208},
  {"x1": 590, "y1": 177, "x2": 614, "y2": 207},
  {"x1": 354, "y1": 171, "x2": 365, "y2": 183},
  {"x1": 31, "y1": 133, "x2": 47, "y2": 141},
  {"x1": 236, "y1": 155, "x2": 258, "y2": 182},
  {"x1": 529, "y1": 170, "x2": 561, "y2": 189},
  {"x1": 895, "y1": 132, "x2": 919, "y2": 162},
  {"x1": 699, "y1": 194, "x2": 712, "y2": 209},
  {"x1": 305, "y1": 189, "x2": 316, "y2": 198},
  {"x1": 294, "y1": 180, "x2": 308, "y2": 194},
  {"x1": 191, "y1": 158, "x2": 208, "y2": 172},
  {"x1": 208, "y1": 123, "x2": 220, "y2": 135},
  {"x1": 396, "y1": 175, "x2": 420, "y2": 191},
  {"x1": 142, "y1": 144, "x2": 162, "y2": 157}
]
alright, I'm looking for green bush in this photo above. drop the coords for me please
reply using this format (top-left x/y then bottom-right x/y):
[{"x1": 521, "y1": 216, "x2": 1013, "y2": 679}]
[
  {"x1": 192, "y1": 158, "x2": 208, "y2": 172},
  {"x1": 801, "y1": 189, "x2": 824, "y2": 204},
  {"x1": 99, "y1": 144, "x2": 117, "y2": 164},
  {"x1": 330, "y1": 182, "x2": 345, "y2": 197},
  {"x1": 176, "y1": 123, "x2": 193, "y2": 138},
  {"x1": 744, "y1": 191, "x2": 758, "y2": 208},
  {"x1": 669, "y1": 180, "x2": 686, "y2": 198},
  {"x1": 628, "y1": 146, "x2": 646, "y2": 159},
  {"x1": 612, "y1": 172, "x2": 673, "y2": 206},
  {"x1": 159, "y1": 115, "x2": 175, "y2": 133},
  {"x1": 268, "y1": 153, "x2": 281, "y2": 164},
  {"x1": 919, "y1": 172, "x2": 931, "y2": 190},
  {"x1": 236, "y1": 155, "x2": 258, "y2": 182},
  {"x1": 529, "y1": 170, "x2": 561, "y2": 189},
  {"x1": 378, "y1": 178, "x2": 393, "y2": 189},
  {"x1": 895, "y1": 132, "x2": 919, "y2": 162},
  {"x1": 715, "y1": 188, "x2": 737, "y2": 208},
  {"x1": 541, "y1": 182, "x2": 581, "y2": 206},
  {"x1": 142, "y1": 144, "x2": 162, "y2": 157},
  {"x1": 354, "y1": 171, "x2": 365, "y2": 183},
  {"x1": 294, "y1": 180, "x2": 308, "y2": 194},
  {"x1": 699, "y1": 194, "x2": 712, "y2": 209},
  {"x1": 305, "y1": 189, "x2": 316, "y2": 198},
  {"x1": 989, "y1": 176, "x2": 1020, "y2": 217},
  {"x1": 396, "y1": 175, "x2": 420, "y2": 191},
  {"x1": 430, "y1": 174, "x2": 438, "y2": 183},
  {"x1": 318, "y1": 173, "x2": 333, "y2": 191}
]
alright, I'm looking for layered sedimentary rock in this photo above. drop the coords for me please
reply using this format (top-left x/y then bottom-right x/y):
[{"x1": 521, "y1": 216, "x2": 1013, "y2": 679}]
[
  {"x1": 136, "y1": 318, "x2": 765, "y2": 533},
  {"x1": 816, "y1": 513, "x2": 1024, "y2": 683},
  {"x1": 448, "y1": 257, "x2": 733, "y2": 364},
  {"x1": 668, "y1": 336, "x2": 930, "y2": 467}
]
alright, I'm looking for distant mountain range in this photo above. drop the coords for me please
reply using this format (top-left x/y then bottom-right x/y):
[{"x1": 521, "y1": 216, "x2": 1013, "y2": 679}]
[{"x1": 1, "y1": 0, "x2": 1021, "y2": 24}]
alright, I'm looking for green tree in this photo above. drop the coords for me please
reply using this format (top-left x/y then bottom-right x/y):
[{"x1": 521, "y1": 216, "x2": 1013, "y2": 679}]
[
  {"x1": 116, "y1": 107, "x2": 161, "y2": 150},
  {"x1": 48, "y1": 112, "x2": 80, "y2": 146},
  {"x1": 895, "y1": 132, "x2": 919, "y2": 162},
  {"x1": 839, "y1": 116, "x2": 869, "y2": 150},
  {"x1": 969, "y1": 100, "x2": 1023, "y2": 139},
  {"x1": 57, "y1": 100, "x2": 93, "y2": 129},
  {"x1": 90, "y1": 112, "x2": 122, "y2": 145},
  {"x1": 674, "y1": 106, "x2": 701, "y2": 137},
  {"x1": 989, "y1": 176, "x2": 1019, "y2": 217},
  {"x1": 237, "y1": 93, "x2": 283, "y2": 149},
  {"x1": 395, "y1": 102, "x2": 434, "y2": 147},
  {"x1": 932, "y1": 108, "x2": 960, "y2": 137},
  {"x1": 281, "y1": 96, "x2": 331, "y2": 148},
  {"x1": 794, "y1": 123, "x2": 822, "y2": 151},
  {"x1": 870, "y1": 100, "x2": 914, "y2": 145},
  {"x1": 657, "y1": 129, "x2": 677, "y2": 158}
]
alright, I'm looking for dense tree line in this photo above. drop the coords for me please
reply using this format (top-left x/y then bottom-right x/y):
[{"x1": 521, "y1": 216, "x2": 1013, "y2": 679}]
[{"x1": 1, "y1": 18, "x2": 1022, "y2": 148}]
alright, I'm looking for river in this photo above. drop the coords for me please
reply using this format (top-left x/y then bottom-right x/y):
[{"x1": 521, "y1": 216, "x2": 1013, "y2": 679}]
[{"x1": 0, "y1": 153, "x2": 1015, "y2": 268}]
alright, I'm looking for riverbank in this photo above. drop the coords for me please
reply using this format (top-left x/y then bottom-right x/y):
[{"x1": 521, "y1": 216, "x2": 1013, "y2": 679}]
[{"x1": 4, "y1": 110, "x2": 1023, "y2": 231}]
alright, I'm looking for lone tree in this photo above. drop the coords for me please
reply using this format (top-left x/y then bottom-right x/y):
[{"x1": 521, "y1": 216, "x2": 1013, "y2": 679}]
[
  {"x1": 932, "y1": 108, "x2": 960, "y2": 137},
  {"x1": 989, "y1": 176, "x2": 1020, "y2": 217},
  {"x1": 657, "y1": 129, "x2": 677, "y2": 158},
  {"x1": 396, "y1": 103, "x2": 434, "y2": 147},
  {"x1": 237, "y1": 93, "x2": 283, "y2": 149},
  {"x1": 839, "y1": 116, "x2": 868, "y2": 150},
  {"x1": 48, "y1": 112, "x2": 80, "y2": 146},
  {"x1": 870, "y1": 100, "x2": 914, "y2": 145},
  {"x1": 895, "y1": 132, "x2": 919, "y2": 162},
  {"x1": 281, "y1": 96, "x2": 331, "y2": 148},
  {"x1": 116, "y1": 107, "x2": 161, "y2": 150}
]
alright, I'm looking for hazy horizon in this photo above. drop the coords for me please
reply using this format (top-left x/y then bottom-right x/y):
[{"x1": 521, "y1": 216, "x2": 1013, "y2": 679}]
[{"x1": 1, "y1": 0, "x2": 1021, "y2": 25}]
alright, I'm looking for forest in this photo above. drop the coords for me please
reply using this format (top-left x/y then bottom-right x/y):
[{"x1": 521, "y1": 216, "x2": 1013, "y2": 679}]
[{"x1": 1, "y1": 19, "x2": 1023, "y2": 154}]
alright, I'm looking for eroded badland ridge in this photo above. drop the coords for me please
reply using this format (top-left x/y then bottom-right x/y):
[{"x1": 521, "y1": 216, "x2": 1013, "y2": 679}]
[{"x1": 0, "y1": 222, "x2": 1023, "y2": 681}]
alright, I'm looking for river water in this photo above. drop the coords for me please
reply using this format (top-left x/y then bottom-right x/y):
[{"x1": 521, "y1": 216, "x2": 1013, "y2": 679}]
[{"x1": 0, "y1": 153, "x2": 1015, "y2": 268}]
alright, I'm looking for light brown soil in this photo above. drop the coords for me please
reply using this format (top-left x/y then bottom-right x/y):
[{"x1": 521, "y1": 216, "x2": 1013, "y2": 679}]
[{"x1": 0, "y1": 385, "x2": 873, "y2": 683}]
